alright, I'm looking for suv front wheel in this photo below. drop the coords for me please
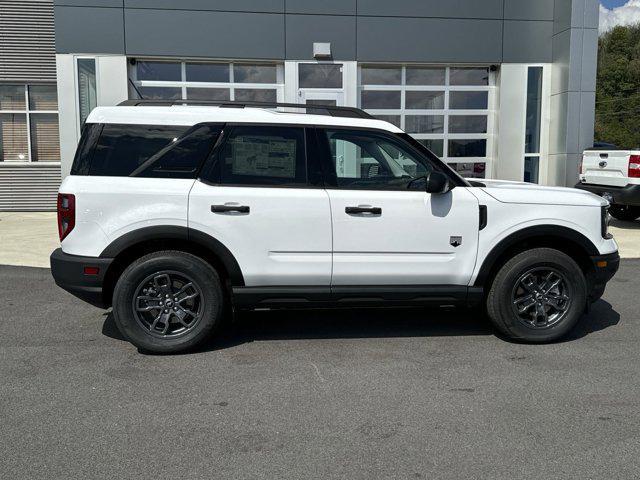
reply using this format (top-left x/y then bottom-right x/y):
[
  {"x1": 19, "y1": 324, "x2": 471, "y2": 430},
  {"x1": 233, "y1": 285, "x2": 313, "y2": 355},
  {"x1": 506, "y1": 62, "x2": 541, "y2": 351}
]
[
  {"x1": 113, "y1": 251, "x2": 225, "y2": 353},
  {"x1": 486, "y1": 248, "x2": 587, "y2": 343}
]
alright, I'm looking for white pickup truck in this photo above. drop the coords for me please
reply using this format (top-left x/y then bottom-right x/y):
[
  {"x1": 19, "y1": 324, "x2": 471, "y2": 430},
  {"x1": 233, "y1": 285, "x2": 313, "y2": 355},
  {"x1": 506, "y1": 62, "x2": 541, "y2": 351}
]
[{"x1": 576, "y1": 148, "x2": 640, "y2": 221}]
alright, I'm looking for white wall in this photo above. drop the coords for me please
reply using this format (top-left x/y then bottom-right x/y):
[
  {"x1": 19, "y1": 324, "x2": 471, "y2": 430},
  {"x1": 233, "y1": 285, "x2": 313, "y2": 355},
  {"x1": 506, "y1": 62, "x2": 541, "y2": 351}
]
[{"x1": 496, "y1": 63, "x2": 554, "y2": 184}]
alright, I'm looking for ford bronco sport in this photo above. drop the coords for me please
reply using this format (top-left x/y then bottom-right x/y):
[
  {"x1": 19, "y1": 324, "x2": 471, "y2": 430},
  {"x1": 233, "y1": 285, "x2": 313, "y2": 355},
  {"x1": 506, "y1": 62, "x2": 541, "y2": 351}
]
[{"x1": 51, "y1": 100, "x2": 619, "y2": 353}]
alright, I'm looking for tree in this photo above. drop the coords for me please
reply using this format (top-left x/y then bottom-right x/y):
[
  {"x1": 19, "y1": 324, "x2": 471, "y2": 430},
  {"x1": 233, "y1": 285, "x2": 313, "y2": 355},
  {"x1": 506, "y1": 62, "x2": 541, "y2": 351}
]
[{"x1": 595, "y1": 24, "x2": 640, "y2": 148}]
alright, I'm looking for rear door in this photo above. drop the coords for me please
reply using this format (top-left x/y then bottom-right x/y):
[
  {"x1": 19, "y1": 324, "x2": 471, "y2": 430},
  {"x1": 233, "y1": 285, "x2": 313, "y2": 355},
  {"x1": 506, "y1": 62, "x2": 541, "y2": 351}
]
[
  {"x1": 189, "y1": 125, "x2": 332, "y2": 286},
  {"x1": 582, "y1": 150, "x2": 630, "y2": 187},
  {"x1": 316, "y1": 127, "x2": 480, "y2": 287}
]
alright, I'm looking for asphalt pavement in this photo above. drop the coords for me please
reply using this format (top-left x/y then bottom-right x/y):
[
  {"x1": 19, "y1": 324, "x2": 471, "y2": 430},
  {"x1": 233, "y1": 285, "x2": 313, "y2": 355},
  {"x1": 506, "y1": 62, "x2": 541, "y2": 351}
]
[{"x1": 1, "y1": 262, "x2": 639, "y2": 479}]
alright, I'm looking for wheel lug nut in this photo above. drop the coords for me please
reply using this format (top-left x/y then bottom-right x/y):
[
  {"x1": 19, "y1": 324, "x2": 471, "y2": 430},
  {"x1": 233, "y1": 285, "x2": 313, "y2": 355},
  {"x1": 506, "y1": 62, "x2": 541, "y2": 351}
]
[{"x1": 173, "y1": 306, "x2": 178, "y2": 310}]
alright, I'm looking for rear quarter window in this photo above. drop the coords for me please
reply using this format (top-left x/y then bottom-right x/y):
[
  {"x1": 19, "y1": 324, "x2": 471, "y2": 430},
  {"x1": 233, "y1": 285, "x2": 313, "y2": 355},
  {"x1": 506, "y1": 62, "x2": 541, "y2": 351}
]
[{"x1": 70, "y1": 123, "x2": 222, "y2": 178}]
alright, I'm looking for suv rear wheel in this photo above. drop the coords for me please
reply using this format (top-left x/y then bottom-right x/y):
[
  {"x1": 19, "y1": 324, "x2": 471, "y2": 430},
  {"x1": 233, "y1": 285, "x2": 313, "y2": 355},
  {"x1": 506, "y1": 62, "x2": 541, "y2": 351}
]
[
  {"x1": 609, "y1": 204, "x2": 640, "y2": 221},
  {"x1": 113, "y1": 250, "x2": 224, "y2": 353},
  {"x1": 486, "y1": 248, "x2": 587, "y2": 343}
]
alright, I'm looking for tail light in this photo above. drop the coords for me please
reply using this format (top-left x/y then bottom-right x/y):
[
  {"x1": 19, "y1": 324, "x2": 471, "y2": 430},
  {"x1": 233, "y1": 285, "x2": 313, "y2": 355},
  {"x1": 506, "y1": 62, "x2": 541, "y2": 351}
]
[
  {"x1": 629, "y1": 155, "x2": 640, "y2": 178},
  {"x1": 57, "y1": 193, "x2": 76, "y2": 241},
  {"x1": 578, "y1": 156, "x2": 584, "y2": 175}
]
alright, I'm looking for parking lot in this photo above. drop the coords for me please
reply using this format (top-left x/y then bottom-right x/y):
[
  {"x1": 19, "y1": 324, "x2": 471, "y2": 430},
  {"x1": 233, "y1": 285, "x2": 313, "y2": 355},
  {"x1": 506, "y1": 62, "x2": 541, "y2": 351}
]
[{"x1": 2, "y1": 260, "x2": 639, "y2": 479}]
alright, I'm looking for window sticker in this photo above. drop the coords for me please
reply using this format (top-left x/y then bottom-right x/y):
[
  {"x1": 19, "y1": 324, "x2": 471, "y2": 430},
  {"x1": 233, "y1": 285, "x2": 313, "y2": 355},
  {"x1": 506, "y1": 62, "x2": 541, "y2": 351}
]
[{"x1": 230, "y1": 136, "x2": 296, "y2": 178}]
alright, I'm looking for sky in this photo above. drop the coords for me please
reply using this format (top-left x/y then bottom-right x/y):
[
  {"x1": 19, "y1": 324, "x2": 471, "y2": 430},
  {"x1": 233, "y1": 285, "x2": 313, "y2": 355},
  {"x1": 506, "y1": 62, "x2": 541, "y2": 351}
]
[{"x1": 600, "y1": 0, "x2": 640, "y2": 32}]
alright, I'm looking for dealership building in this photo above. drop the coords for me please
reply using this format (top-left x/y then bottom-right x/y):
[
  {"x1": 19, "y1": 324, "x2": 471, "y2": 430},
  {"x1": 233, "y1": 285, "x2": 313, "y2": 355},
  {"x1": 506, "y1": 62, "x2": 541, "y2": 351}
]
[{"x1": 0, "y1": 0, "x2": 600, "y2": 210}]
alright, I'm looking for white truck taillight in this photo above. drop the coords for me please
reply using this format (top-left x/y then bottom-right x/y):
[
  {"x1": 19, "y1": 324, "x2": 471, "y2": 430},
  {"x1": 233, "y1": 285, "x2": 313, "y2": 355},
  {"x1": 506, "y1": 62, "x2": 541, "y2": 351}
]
[{"x1": 629, "y1": 155, "x2": 640, "y2": 178}]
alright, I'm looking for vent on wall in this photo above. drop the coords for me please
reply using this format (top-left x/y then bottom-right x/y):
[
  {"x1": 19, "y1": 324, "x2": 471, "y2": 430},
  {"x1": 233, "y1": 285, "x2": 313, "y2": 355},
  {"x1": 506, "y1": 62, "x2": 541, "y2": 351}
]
[
  {"x1": 0, "y1": 0, "x2": 56, "y2": 82},
  {"x1": 0, "y1": 164, "x2": 61, "y2": 211}
]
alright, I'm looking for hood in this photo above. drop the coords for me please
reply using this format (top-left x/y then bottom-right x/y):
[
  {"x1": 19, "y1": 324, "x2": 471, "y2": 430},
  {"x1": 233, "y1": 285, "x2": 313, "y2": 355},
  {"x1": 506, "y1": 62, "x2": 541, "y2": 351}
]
[{"x1": 471, "y1": 178, "x2": 607, "y2": 207}]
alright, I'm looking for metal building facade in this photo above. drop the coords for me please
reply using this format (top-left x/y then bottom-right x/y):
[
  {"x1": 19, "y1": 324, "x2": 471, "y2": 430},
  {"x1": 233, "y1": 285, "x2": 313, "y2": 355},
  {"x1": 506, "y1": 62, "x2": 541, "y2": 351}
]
[
  {"x1": 52, "y1": 0, "x2": 598, "y2": 187},
  {"x1": 0, "y1": 0, "x2": 61, "y2": 211}
]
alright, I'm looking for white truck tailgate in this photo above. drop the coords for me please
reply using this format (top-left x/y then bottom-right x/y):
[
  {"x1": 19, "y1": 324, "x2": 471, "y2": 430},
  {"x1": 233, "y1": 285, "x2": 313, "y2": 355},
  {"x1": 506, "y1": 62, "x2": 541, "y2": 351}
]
[{"x1": 581, "y1": 150, "x2": 630, "y2": 187}]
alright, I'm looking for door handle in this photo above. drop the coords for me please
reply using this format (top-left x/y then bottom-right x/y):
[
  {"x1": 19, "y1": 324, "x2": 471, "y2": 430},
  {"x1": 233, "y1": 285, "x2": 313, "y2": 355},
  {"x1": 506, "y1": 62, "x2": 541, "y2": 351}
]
[
  {"x1": 345, "y1": 206, "x2": 382, "y2": 215},
  {"x1": 211, "y1": 204, "x2": 250, "y2": 214}
]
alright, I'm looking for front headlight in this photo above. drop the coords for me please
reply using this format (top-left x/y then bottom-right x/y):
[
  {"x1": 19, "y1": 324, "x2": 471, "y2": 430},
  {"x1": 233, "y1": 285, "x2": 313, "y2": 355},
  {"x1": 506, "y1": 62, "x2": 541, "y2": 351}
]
[{"x1": 601, "y1": 205, "x2": 612, "y2": 239}]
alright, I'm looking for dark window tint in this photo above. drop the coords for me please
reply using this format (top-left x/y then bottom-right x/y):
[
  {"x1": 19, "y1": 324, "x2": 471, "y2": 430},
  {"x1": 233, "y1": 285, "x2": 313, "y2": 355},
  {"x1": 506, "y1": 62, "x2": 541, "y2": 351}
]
[
  {"x1": 299, "y1": 64, "x2": 342, "y2": 88},
  {"x1": 132, "y1": 124, "x2": 222, "y2": 178},
  {"x1": 450, "y1": 67, "x2": 489, "y2": 86},
  {"x1": 136, "y1": 61, "x2": 181, "y2": 81},
  {"x1": 448, "y1": 139, "x2": 487, "y2": 158},
  {"x1": 89, "y1": 124, "x2": 189, "y2": 176},
  {"x1": 361, "y1": 91, "x2": 401, "y2": 109},
  {"x1": 321, "y1": 129, "x2": 432, "y2": 190},
  {"x1": 186, "y1": 62, "x2": 229, "y2": 82},
  {"x1": 449, "y1": 91, "x2": 488, "y2": 110},
  {"x1": 70, "y1": 123, "x2": 102, "y2": 175},
  {"x1": 215, "y1": 126, "x2": 307, "y2": 186}
]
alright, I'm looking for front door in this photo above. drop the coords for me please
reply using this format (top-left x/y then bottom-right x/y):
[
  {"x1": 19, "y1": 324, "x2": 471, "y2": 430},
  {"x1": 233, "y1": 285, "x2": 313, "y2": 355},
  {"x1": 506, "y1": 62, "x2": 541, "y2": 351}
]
[
  {"x1": 189, "y1": 125, "x2": 332, "y2": 287},
  {"x1": 316, "y1": 128, "x2": 480, "y2": 286}
]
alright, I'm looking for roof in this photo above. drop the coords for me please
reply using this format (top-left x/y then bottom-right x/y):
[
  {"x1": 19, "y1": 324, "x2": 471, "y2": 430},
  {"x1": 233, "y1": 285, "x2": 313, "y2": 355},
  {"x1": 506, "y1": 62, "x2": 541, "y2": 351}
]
[{"x1": 86, "y1": 106, "x2": 403, "y2": 133}]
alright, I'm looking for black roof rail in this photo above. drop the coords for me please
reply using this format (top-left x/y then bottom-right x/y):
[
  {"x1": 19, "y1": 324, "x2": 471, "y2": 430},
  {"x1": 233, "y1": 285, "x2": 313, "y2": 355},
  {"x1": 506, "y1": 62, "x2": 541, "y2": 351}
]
[{"x1": 117, "y1": 99, "x2": 374, "y2": 120}]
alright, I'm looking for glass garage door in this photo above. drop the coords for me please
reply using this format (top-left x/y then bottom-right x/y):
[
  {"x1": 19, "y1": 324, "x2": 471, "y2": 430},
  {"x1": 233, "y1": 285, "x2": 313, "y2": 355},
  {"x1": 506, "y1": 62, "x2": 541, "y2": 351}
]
[
  {"x1": 129, "y1": 60, "x2": 284, "y2": 103},
  {"x1": 359, "y1": 65, "x2": 495, "y2": 178}
]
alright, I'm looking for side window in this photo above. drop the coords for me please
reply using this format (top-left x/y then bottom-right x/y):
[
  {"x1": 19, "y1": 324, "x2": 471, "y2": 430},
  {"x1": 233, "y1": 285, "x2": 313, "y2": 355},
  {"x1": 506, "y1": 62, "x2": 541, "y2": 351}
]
[
  {"x1": 322, "y1": 129, "x2": 432, "y2": 190},
  {"x1": 216, "y1": 126, "x2": 307, "y2": 187},
  {"x1": 70, "y1": 122, "x2": 102, "y2": 175},
  {"x1": 132, "y1": 124, "x2": 222, "y2": 178},
  {"x1": 88, "y1": 124, "x2": 189, "y2": 176}
]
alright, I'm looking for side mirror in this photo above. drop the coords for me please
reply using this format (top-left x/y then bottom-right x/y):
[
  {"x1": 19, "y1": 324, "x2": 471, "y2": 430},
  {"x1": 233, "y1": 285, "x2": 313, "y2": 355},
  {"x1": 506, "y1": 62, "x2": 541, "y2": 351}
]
[{"x1": 425, "y1": 171, "x2": 452, "y2": 194}]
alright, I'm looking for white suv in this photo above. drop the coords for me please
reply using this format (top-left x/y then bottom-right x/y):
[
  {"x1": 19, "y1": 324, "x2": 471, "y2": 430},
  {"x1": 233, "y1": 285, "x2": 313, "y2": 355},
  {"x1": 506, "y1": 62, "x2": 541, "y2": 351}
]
[{"x1": 51, "y1": 100, "x2": 619, "y2": 353}]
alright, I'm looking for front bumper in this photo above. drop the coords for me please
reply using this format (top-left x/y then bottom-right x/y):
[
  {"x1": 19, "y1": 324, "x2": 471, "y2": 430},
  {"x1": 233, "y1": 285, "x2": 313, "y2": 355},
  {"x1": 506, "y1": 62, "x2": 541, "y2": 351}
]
[
  {"x1": 50, "y1": 248, "x2": 113, "y2": 308},
  {"x1": 588, "y1": 251, "x2": 620, "y2": 302},
  {"x1": 575, "y1": 182, "x2": 640, "y2": 207}
]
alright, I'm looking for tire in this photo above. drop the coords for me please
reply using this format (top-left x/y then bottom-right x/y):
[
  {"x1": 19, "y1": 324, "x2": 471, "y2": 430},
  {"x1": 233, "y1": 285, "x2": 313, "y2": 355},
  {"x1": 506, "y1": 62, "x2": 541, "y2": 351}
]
[
  {"x1": 486, "y1": 248, "x2": 587, "y2": 343},
  {"x1": 112, "y1": 250, "x2": 225, "y2": 353},
  {"x1": 609, "y1": 204, "x2": 640, "y2": 221}
]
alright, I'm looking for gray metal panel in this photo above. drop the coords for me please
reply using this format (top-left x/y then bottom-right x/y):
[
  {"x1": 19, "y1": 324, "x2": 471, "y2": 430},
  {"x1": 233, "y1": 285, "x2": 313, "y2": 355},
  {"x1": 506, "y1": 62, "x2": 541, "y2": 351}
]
[
  {"x1": 286, "y1": 14, "x2": 356, "y2": 60},
  {"x1": 504, "y1": 0, "x2": 554, "y2": 21},
  {"x1": 357, "y1": 0, "x2": 503, "y2": 19},
  {"x1": 286, "y1": 0, "x2": 356, "y2": 15},
  {"x1": 553, "y1": 0, "x2": 571, "y2": 34},
  {"x1": 551, "y1": 27, "x2": 572, "y2": 95},
  {"x1": 124, "y1": 0, "x2": 284, "y2": 12},
  {"x1": 124, "y1": 9, "x2": 284, "y2": 59},
  {"x1": 54, "y1": 0, "x2": 122, "y2": 6},
  {"x1": 579, "y1": 91, "x2": 596, "y2": 155},
  {"x1": 54, "y1": 6, "x2": 125, "y2": 53},
  {"x1": 581, "y1": 28, "x2": 598, "y2": 92},
  {"x1": 584, "y1": 0, "x2": 599, "y2": 29},
  {"x1": 0, "y1": 165, "x2": 61, "y2": 212},
  {"x1": 502, "y1": 21, "x2": 553, "y2": 63},
  {"x1": 357, "y1": 17, "x2": 503, "y2": 63},
  {"x1": 0, "y1": 0, "x2": 56, "y2": 82}
]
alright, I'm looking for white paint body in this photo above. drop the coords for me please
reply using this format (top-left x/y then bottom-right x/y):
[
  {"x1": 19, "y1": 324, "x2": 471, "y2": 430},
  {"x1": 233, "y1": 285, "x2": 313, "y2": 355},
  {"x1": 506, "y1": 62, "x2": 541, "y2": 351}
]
[{"x1": 59, "y1": 106, "x2": 618, "y2": 288}]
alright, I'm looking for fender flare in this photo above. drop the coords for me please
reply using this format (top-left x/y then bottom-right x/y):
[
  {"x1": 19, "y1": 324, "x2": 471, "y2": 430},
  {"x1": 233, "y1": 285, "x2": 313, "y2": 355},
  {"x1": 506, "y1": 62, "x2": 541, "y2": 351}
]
[
  {"x1": 473, "y1": 225, "x2": 599, "y2": 287},
  {"x1": 100, "y1": 225, "x2": 245, "y2": 286}
]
